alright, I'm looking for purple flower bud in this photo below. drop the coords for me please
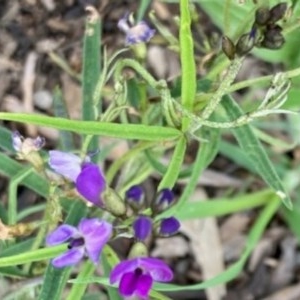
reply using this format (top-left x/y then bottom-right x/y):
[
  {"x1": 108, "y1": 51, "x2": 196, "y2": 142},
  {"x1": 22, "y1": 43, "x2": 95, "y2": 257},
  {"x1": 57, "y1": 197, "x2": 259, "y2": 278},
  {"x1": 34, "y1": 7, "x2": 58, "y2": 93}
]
[
  {"x1": 118, "y1": 14, "x2": 155, "y2": 45},
  {"x1": 46, "y1": 218, "x2": 112, "y2": 268},
  {"x1": 125, "y1": 185, "x2": 145, "y2": 210},
  {"x1": 153, "y1": 188, "x2": 175, "y2": 213},
  {"x1": 110, "y1": 257, "x2": 173, "y2": 298},
  {"x1": 133, "y1": 216, "x2": 152, "y2": 241},
  {"x1": 159, "y1": 217, "x2": 180, "y2": 236}
]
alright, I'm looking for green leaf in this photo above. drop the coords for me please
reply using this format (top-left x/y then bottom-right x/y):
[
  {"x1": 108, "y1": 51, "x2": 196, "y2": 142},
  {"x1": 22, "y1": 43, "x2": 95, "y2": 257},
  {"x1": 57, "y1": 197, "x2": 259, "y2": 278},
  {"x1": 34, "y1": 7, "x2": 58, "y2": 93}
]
[
  {"x1": 66, "y1": 261, "x2": 96, "y2": 300},
  {"x1": 222, "y1": 95, "x2": 292, "y2": 209},
  {"x1": 176, "y1": 189, "x2": 272, "y2": 220},
  {"x1": 53, "y1": 87, "x2": 74, "y2": 151},
  {"x1": 0, "y1": 244, "x2": 66, "y2": 267},
  {"x1": 0, "y1": 113, "x2": 181, "y2": 141},
  {"x1": 0, "y1": 126, "x2": 15, "y2": 152},
  {"x1": 82, "y1": 6, "x2": 101, "y2": 155},
  {"x1": 180, "y1": 0, "x2": 196, "y2": 131},
  {"x1": 0, "y1": 153, "x2": 48, "y2": 197},
  {"x1": 160, "y1": 125, "x2": 220, "y2": 218},
  {"x1": 101, "y1": 245, "x2": 122, "y2": 300},
  {"x1": 137, "y1": 0, "x2": 152, "y2": 22}
]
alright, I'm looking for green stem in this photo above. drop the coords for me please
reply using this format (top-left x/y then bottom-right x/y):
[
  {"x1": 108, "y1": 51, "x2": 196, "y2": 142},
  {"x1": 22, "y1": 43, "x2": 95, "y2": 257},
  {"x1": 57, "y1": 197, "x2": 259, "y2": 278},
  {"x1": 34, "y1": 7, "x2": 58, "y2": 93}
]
[
  {"x1": 8, "y1": 167, "x2": 33, "y2": 225},
  {"x1": 201, "y1": 56, "x2": 244, "y2": 120},
  {"x1": 158, "y1": 135, "x2": 187, "y2": 189},
  {"x1": 230, "y1": 66, "x2": 300, "y2": 92},
  {"x1": 180, "y1": 0, "x2": 196, "y2": 131}
]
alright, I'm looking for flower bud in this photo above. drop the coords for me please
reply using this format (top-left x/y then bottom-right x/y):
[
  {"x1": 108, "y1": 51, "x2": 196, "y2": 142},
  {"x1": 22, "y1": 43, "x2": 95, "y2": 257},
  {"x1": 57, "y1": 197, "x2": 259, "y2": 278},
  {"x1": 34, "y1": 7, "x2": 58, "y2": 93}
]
[
  {"x1": 158, "y1": 217, "x2": 180, "y2": 237},
  {"x1": 268, "y1": 3, "x2": 287, "y2": 23},
  {"x1": 128, "y1": 241, "x2": 148, "y2": 258},
  {"x1": 235, "y1": 33, "x2": 255, "y2": 56},
  {"x1": 102, "y1": 187, "x2": 126, "y2": 217},
  {"x1": 133, "y1": 216, "x2": 152, "y2": 241},
  {"x1": 152, "y1": 188, "x2": 175, "y2": 214},
  {"x1": 222, "y1": 36, "x2": 235, "y2": 60},
  {"x1": 255, "y1": 7, "x2": 271, "y2": 25},
  {"x1": 125, "y1": 185, "x2": 145, "y2": 211}
]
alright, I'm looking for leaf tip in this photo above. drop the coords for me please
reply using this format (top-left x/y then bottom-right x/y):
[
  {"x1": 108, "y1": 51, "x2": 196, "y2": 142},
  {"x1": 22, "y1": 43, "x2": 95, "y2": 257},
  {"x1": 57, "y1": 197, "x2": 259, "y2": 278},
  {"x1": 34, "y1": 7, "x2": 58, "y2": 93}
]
[{"x1": 276, "y1": 190, "x2": 293, "y2": 210}]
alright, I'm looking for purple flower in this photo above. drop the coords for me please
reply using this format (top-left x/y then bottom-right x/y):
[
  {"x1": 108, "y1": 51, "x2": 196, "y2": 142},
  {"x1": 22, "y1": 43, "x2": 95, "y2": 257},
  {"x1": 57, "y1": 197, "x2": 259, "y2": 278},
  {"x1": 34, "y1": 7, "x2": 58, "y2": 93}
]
[
  {"x1": 110, "y1": 257, "x2": 173, "y2": 299},
  {"x1": 46, "y1": 218, "x2": 112, "y2": 268},
  {"x1": 133, "y1": 216, "x2": 152, "y2": 241},
  {"x1": 118, "y1": 14, "x2": 155, "y2": 45},
  {"x1": 48, "y1": 151, "x2": 106, "y2": 207}
]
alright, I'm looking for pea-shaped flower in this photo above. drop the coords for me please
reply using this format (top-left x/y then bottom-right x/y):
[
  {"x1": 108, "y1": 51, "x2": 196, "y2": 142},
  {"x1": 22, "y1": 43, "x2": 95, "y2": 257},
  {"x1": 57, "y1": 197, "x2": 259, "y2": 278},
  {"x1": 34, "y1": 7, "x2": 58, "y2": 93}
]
[
  {"x1": 49, "y1": 150, "x2": 106, "y2": 207},
  {"x1": 118, "y1": 14, "x2": 155, "y2": 45},
  {"x1": 110, "y1": 257, "x2": 173, "y2": 299},
  {"x1": 46, "y1": 218, "x2": 112, "y2": 268}
]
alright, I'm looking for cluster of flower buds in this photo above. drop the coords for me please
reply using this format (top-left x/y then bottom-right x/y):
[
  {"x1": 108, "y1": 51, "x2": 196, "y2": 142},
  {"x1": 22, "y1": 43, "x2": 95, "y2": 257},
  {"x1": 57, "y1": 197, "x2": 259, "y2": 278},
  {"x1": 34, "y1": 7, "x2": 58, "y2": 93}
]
[
  {"x1": 46, "y1": 150, "x2": 179, "y2": 298},
  {"x1": 254, "y1": 3, "x2": 287, "y2": 50},
  {"x1": 222, "y1": 3, "x2": 288, "y2": 59}
]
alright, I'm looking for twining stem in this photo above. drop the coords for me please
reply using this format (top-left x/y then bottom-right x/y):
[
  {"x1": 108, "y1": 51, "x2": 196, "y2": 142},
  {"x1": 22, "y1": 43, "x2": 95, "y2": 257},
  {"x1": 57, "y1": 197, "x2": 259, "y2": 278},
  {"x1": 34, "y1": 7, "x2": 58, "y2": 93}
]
[
  {"x1": 229, "y1": 65, "x2": 300, "y2": 92},
  {"x1": 201, "y1": 56, "x2": 244, "y2": 120}
]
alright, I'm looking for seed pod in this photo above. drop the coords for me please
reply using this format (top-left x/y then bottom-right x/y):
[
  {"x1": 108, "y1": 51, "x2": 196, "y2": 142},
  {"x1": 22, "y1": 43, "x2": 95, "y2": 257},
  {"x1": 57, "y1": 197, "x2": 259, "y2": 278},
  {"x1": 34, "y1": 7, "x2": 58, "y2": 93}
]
[
  {"x1": 222, "y1": 36, "x2": 235, "y2": 60},
  {"x1": 235, "y1": 33, "x2": 255, "y2": 56},
  {"x1": 261, "y1": 33, "x2": 285, "y2": 49},
  {"x1": 255, "y1": 7, "x2": 271, "y2": 25},
  {"x1": 268, "y1": 3, "x2": 287, "y2": 23}
]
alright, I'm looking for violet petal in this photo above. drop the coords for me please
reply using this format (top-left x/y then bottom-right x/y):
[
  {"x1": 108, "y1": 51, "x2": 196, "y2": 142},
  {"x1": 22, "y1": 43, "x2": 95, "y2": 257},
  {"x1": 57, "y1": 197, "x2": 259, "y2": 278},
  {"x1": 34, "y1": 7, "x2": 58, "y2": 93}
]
[
  {"x1": 119, "y1": 271, "x2": 138, "y2": 297},
  {"x1": 126, "y1": 22, "x2": 155, "y2": 45},
  {"x1": 12, "y1": 131, "x2": 23, "y2": 151},
  {"x1": 46, "y1": 224, "x2": 78, "y2": 246},
  {"x1": 78, "y1": 218, "x2": 112, "y2": 264},
  {"x1": 51, "y1": 248, "x2": 84, "y2": 268},
  {"x1": 75, "y1": 163, "x2": 106, "y2": 206},
  {"x1": 139, "y1": 257, "x2": 173, "y2": 282},
  {"x1": 49, "y1": 150, "x2": 82, "y2": 182},
  {"x1": 133, "y1": 216, "x2": 152, "y2": 241},
  {"x1": 110, "y1": 259, "x2": 139, "y2": 284},
  {"x1": 136, "y1": 273, "x2": 153, "y2": 298}
]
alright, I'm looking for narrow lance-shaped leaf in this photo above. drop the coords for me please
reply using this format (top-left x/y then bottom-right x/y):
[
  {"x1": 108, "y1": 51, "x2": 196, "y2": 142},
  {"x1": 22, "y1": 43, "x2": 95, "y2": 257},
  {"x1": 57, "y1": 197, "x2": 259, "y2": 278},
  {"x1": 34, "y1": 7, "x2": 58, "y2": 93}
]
[{"x1": 222, "y1": 95, "x2": 292, "y2": 209}]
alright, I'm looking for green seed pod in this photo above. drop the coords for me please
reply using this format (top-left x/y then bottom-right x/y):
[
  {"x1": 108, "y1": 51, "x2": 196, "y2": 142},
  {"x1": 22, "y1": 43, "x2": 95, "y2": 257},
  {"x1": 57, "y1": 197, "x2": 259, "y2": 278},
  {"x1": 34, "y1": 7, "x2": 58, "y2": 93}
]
[
  {"x1": 255, "y1": 7, "x2": 271, "y2": 25},
  {"x1": 268, "y1": 3, "x2": 287, "y2": 23},
  {"x1": 128, "y1": 242, "x2": 148, "y2": 258},
  {"x1": 102, "y1": 187, "x2": 126, "y2": 217},
  {"x1": 222, "y1": 36, "x2": 236, "y2": 60},
  {"x1": 235, "y1": 33, "x2": 255, "y2": 57}
]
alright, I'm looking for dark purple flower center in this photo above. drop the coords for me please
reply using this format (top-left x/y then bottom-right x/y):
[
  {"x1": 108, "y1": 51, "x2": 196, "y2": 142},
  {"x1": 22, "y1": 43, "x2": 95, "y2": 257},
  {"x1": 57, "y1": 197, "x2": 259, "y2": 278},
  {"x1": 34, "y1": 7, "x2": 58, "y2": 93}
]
[
  {"x1": 68, "y1": 237, "x2": 85, "y2": 249},
  {"x1": 134, "y1": 267, "x2": 143, "y2": 277}
]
